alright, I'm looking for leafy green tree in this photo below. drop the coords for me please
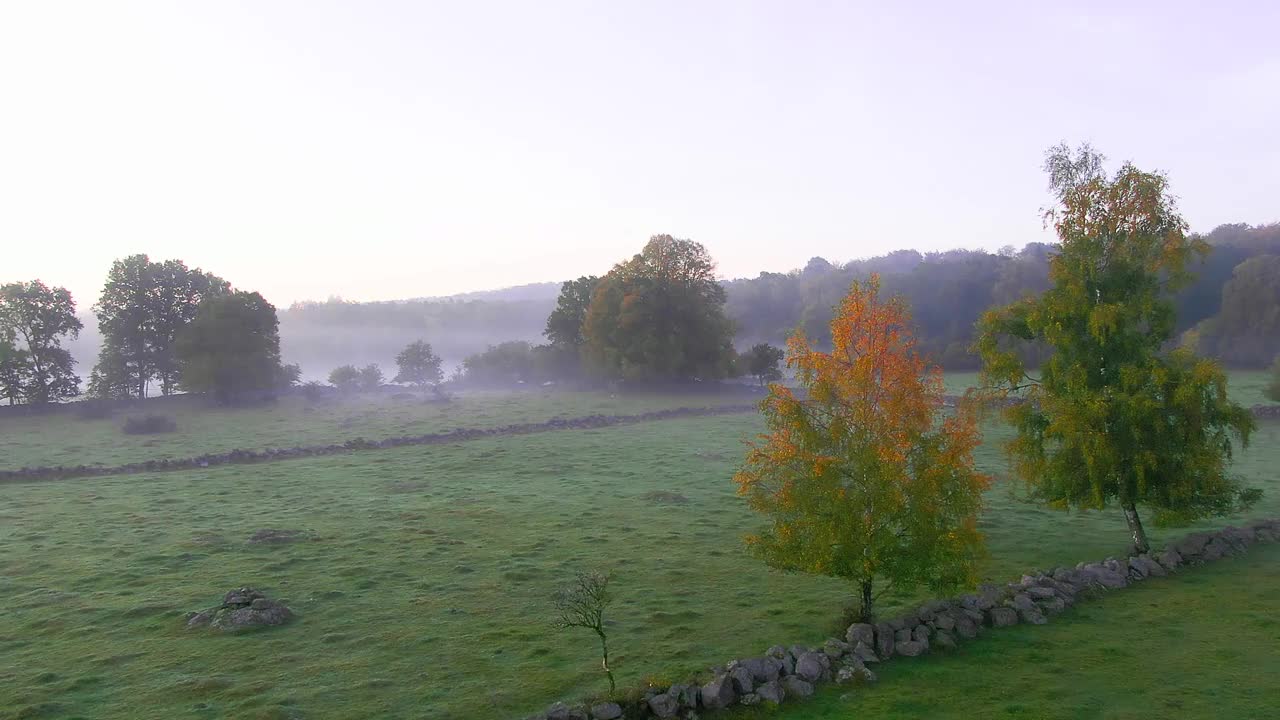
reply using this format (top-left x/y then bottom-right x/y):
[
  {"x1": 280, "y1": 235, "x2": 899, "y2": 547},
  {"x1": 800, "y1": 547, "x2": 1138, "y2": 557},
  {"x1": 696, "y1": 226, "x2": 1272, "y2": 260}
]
[
  {"x1": 461, "y1": 341, "x2": 536, "y2": 384},
  {"x1": 0, "y1": 329, "x2": 26, "y2": 405},
  {"x1": 393, "y1": 340, "x2": 443, "y2": 387},
  {"x1": 976, "y1": 144, "x2": 1257, "y2": 554},
  {"x1": 741, "y1": 342, "x2": 785, "y2": 385},
  {"x1": 175, "y1": 291, "x2": 283, "y2": 405},
  {"x1": 330, "y1": 363, "x2": 360, "y2": 392},
  {"x1": 91, "y1": 254, "x2": 228, "y2": 398},
  {"x1": 0, "y1": 280, "x2": 84, "y2": 404},
  {"x1": 544, "y1": 276, "x2": 599, "y2": 349},
  {"x1": 276, "y1": 363, "x2": 303, "y2": 391},
  {"x1": 736, "y1": 276, "x2": 988, "y2": 621},
  {"x1": 1188, "y1": 254, "x2": 1280, "y2": 367},
  {"x1": 583, "y1": 235, "x2": 736, "y2": 381},
  {"x1": 358, "y1": 363, "x2": 384, "y2": 392},
  {"x1": 328, "y1": 364, "x2": 361, "y2": 392}
]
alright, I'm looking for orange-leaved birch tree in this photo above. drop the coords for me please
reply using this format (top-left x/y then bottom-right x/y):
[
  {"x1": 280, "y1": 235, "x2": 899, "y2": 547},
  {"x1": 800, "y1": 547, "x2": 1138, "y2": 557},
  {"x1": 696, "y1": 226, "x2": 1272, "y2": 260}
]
[{"x1": 735, "y1": 275, "x2": 989, "y2": 622}]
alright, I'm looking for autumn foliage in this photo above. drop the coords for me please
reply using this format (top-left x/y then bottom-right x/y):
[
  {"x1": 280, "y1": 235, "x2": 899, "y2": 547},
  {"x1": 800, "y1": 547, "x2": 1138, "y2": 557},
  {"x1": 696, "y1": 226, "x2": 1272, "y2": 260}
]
[{"x1": 735, "y1": 275, "x2": 988, "y2": 621}]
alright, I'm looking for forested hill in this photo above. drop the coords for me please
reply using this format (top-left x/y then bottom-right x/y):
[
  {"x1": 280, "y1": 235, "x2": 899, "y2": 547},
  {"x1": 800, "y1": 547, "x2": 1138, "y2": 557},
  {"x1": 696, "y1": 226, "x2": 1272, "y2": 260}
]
[{"x1": 279, "y1": 222, "x2": 1280, "y2": 374}]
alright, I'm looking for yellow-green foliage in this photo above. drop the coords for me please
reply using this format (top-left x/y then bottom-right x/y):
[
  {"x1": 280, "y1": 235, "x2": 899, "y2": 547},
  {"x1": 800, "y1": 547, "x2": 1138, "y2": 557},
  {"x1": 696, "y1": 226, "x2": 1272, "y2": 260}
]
[{"x1": 977, "y1": 146, "x2": 1257, "y2": 548}]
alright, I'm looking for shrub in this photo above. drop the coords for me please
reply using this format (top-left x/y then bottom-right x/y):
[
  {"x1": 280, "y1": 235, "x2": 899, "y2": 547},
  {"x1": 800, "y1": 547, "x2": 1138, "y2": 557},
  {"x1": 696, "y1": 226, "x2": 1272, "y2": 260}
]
[
  {"x1": 300, "y1": 381, "x2": 328, "y2": 402},
  {"x1": 122, "y1": 414, "x2": 178, "y2": 435}
]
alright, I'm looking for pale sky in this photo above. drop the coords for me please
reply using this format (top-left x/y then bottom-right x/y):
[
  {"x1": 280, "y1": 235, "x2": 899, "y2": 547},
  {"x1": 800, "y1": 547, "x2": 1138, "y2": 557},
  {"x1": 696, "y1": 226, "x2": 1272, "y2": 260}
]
[{"x1": 2, "y1": 1, "x2": 1277, "y2": 309}]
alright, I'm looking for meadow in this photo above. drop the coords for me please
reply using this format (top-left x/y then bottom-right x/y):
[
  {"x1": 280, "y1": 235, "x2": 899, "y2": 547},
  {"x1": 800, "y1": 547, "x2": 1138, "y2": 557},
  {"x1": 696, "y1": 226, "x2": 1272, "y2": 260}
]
[
  {"x1": 1, "y1": 377, "x2": 1278, "y2": 720},
  {"x1": 0, "y1": 388, "x2": 755, "y2": 471},
  {"x1": 739, "y1": 541, "x2": 1280, "y2": 720}
]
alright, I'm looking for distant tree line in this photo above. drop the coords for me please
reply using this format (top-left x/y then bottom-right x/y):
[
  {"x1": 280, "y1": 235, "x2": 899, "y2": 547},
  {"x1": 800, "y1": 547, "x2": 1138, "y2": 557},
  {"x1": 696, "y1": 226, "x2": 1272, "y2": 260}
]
[
  {"x1": 726, "y1": 222, "x2": 1280, "y2": 369},
  {"x1": 4, "y1": 221, "x2": 1279, "y2": 404}
]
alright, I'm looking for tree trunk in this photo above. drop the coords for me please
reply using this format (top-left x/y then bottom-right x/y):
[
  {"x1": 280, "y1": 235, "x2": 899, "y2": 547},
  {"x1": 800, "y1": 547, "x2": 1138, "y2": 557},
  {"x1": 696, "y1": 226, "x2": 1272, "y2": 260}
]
[
  {"x1": 596, "y1": 629, "x2": 615, "y2": 692},
  {"x1": 1122, "y1": 502, "x2": 1150, "y2": 555},
  {"x1": 859, "y1": 578, "x2": 874, "y2": 623}
]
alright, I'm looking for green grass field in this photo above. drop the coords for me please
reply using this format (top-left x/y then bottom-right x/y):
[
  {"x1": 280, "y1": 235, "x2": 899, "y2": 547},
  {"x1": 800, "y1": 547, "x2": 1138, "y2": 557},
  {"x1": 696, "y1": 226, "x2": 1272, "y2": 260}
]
[
  {"x1": 736, "y1": 541, "x2": 1280, "y2": 720},
  {"x1": 0, "y1": 388, "x2": 754, "y2": 471},
  {"x1": 1, "y1": 379, "x2": 1277, "y2": 720}
]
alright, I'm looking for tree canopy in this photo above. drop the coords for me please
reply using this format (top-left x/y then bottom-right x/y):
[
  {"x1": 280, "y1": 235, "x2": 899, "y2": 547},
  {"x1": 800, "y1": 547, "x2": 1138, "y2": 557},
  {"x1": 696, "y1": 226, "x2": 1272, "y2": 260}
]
[
  {"x1": 976, "y1": 144, "x2": 1257, "y2": 554},
  {"x1": 393, "y1": 340, "x2": 443, "y2": 387},
  {"x1": 0, "y1": 280, "x2": 83, "y2": 404},
  {"x1": 175, "y1": 291, "x2": 283, "y2": 405},
  {"x1": 740, "y1": 343, "x2": 784, "y2": 385},
  {"x1": 91, "y1": 255, "x2": 229, "y2": 398},
  {"x1": 583, "y1": 235, "x2": 736, "y2": 381},
  {"x1": 736, "y1": 275, "x2": 988, "y2": 621}
]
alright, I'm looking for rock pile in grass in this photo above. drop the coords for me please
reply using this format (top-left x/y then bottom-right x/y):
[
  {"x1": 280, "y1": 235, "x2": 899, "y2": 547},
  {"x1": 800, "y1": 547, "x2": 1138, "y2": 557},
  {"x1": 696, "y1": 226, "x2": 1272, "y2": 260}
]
[
  {"x1": 185, "y1": 587, "x2": 294, "y2": 633},
  {"x1": 528, "y1": 517, "x2": 1280, "y2": 720}
]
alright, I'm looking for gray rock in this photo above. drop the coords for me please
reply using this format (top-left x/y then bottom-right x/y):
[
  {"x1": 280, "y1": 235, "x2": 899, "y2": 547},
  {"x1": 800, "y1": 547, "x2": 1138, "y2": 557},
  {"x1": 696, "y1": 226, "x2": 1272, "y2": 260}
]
[
  {"x1": 546, "y1": 703, "x2": 586, "y2": 720},
  {"x1": 781, "y1": 675, "x2": 814, "y2": 699},
  {"x1": 739, "y1": 693, "x2": 761, "y2": 706},
  {"x1": 766, "y1": 645, "x2": 788, "y2": 659},
  {"x1": 1172, "y1": 531, "x2": 1213, "y2": 560},
  {"x1": 674, "y1": 682, "x2": 699, "y2": 709},
  {"x1": 794, "y1": 652, "x2": 827, "y2": 683},
  {"x1": 590, "y1": 702, "x2": 622, "y2": 720},
  {"x1": 729, "y1": 665, "x2": 754, "y2": 695},
  {"x1": 701, "y1": 675, "x2": 737, "y2": 710},
  {"x1": 1080, "y1": 564, "x2": 1127, "y2": 590},
  {"x1": 895, "y1": 640, "x2": 926, "y2": 657},
  {"x1": 1037, "y1": 595, "x2": 1067, "y2": 615},
  {"x1": 954, "y1": 615, "x2": 979, "y2": 639},
  {"x1": 888, "y1": 616, "x2": 908, "y2": 631},
  {"x1": 933, "y1": 629, "x2": 958, "y2": 650},
  {"x1": 1025, "y1": 586, "x2": 1057, "y2": 600},
  {"x1": 933, "y1": 614, "x2": 956, "y2": 631},
  {"x1": 852, "y1": 641, "x2": 880, "y2": 663},
  {"x1": 1201, "y1": 538, "x2": 1231, "y2": 561},
  {"x1": 823, "y1": 638, "x2": 851, "y2": 659},
  {"x1": 647, "y1": 693, "x2": 680, "y2": 718},
  {"x1": 1018, "y1": 607, "x2": 1048, "y2": 625},
  {"x1": 874, "y1": 622, "x2": 895, "y2": 659},
  {"x1": 740, "y1": 656, "x2": 782, "y2": 683},
  {"x1": 186, "y1": 587, "x2": 294, "y2": 633},
  {"x1": 845, "y1": 622, "x2": 875, "y2": 647},
  {"x1": 894, "y1": 627, "x2": 912, "y2": 643},
  {"x1": 1011, "y1": 593, "x2": 1037, "y2": 613},
  {"x1": 836, "y1": 666, "x2": 858, "y2": 684},
  {"x1": 756, "y1": 679, "x2": 785, "y2": 705},
  {"x1": 1154, "y1": 548, "x2": 1182, "y2": 572},
  {"x1": 912, "y1": 624, "x2": 930, "y2": 647},
  {"x1": 988, "y1": 607, "x2": 1018, "y2": 627}
]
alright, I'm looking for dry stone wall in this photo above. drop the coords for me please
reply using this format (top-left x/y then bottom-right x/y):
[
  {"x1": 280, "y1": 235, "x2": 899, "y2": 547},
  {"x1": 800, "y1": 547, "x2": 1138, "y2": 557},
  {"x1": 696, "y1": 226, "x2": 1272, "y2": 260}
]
[
  {"x1": 0, "y1": 405, "x2": 756, "y2": 484},
  {"x1": 530, "y1": 518, "x2": 1280, "y2": 720}
]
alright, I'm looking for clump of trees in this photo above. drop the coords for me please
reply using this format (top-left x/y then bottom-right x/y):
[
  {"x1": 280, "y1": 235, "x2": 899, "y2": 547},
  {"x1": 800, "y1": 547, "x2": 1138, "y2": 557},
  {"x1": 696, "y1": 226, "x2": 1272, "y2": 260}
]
[
  {"x1": 90, "y1": 255, "x2": 229, "y2": 399},
  {"x1": 0, "y1": 280, "x2": 83, "y2": 404},
  {"x1": 553, "y1": 569, "x2": 617, "y2": 693},
  {"x1": 393, "y1": 340, "x2": 443, "y2": 387},
  {"x1": 976, "y1": 144, "x2": 1258, "y2": 554},
  {"x1": 175, "y1": 291, "x2": 288, "y2": 405},
  {"x1": 583, "y1": 235, "x2": 737, "y2": 381},
  {"x1": 328, "y1": 365, "x2": 361, "y2": 392},
  {"x1": 736, "y1": 276, "x2": 988, "y2": 622},
  {"x1": 460, "y1": 341, "x2": 539, "y2": 385},
  {"x1": 739, "y1": 343, "x2": 784, "y2": 385},
  {"x1": 327, "y1": 363, "x2": 384, "y2": 393}
]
